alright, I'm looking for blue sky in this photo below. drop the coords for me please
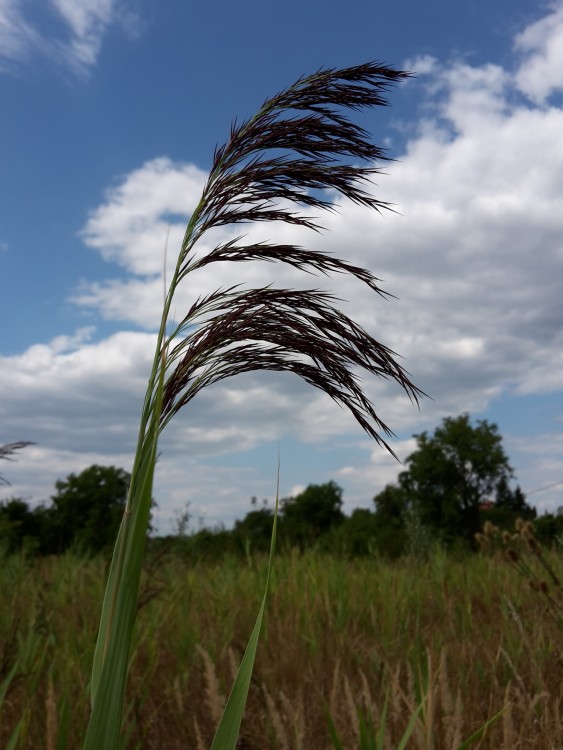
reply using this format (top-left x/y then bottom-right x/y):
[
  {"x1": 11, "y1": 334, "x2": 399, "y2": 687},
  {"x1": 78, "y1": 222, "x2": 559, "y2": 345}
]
[{"x1": 1, "y1": 0, "x2": 563, "y2": 531}]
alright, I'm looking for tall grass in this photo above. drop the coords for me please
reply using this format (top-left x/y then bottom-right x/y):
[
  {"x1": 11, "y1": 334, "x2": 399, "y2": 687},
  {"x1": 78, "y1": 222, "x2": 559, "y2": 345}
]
[
  {"x1": 1, "y1": 550, "x2": 561, "y2": 748},
  {"x1": 82, "y1": 62, "x2": 423, "y2": 747}
]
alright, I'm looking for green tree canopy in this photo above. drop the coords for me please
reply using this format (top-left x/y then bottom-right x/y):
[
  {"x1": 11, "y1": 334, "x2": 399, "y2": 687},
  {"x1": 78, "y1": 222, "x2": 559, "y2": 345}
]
[
  {"x1": 48, "y1": 465, "x2": 131, "y2": 554},
  {"x1": 374, "y1": 414, "x2": 532, "y2": 545},
  {"x1": 280, "y1": 480, "x2": 344, "y2": 548},
  {"x1": 0, "y1": 498, "x2": 42, "y2": 553},
  {"x1": 233, "y1": 503, "x2": 274, "y2": 553}
]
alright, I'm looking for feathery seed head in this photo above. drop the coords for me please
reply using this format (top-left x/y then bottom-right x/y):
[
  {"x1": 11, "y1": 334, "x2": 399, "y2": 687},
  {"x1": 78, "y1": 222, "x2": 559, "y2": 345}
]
[
  {"x1": 539, "y1": 580, "x2": 549, "y2": 596},
  {"x1": 506, "y1": 548, "x2": 520, "y2": 564},
  {"x1": 483, "y1": 521, "x2": 497, "y2": 538},
  {"x1": 157, "y1": 63, "x2": 423, "y2": 456},
  {"x1": 474, "y1": 532, "x2": 488, "y2": 552}
]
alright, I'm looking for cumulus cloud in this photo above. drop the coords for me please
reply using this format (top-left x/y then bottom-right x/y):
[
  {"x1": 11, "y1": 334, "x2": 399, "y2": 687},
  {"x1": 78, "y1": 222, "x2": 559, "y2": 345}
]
[
  {"x1": 81, "y1": 159, "x2": 208, "y2": 276},
  {"x1": 0, "y1": 329, "x2": 153, "y2": 453},
  {"x1": 514, "y1": 3, "x2": 563, "y2": 104},
  {"x1": 3, "y1": 5, "x2": 563, "y2": 526},
  {"x1": 0, "y1": 0, "x2": 138, "y2": 74}
]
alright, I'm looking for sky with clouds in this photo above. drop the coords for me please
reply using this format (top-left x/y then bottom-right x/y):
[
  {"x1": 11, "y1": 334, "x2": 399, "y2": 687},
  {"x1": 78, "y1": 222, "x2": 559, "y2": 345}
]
[{"x1": 1, "y1": 0, "x2": 563, "y2": 532}]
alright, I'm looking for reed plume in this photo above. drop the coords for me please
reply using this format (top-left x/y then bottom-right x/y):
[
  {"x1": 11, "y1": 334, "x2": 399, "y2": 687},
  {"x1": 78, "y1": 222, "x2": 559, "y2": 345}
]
[
  {"x1": 0, "y1": 442, "x2": 34, "y2": 486},
  {"x1": 158, "y1": 62, "x2": 422, "y2": 454}
]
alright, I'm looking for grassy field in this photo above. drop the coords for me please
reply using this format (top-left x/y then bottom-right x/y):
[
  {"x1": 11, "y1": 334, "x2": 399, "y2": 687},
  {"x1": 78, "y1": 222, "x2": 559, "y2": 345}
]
[{"x1": 0, "y1": 548, "x2": 561, "y2": 749}]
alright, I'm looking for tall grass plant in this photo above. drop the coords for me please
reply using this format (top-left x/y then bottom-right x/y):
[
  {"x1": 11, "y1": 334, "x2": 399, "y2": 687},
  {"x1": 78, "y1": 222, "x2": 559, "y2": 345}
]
[{"x1": 81, "y1": 62, "x2": 424, "y2": 747}]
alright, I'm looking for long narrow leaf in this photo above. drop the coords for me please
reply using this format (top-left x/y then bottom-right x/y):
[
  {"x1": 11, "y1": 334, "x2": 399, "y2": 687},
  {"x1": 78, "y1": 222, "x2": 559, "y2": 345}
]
[
  {"x1": 209, "y1": 465, "x2": 279, "y2": 750},
  {"x1": 0, "y1": 660, "x2": 19, "y2": 711},
  {"x1": 325, "y1": 710, "x2": 345, "y2": 750},
  {"x1": 84, "y1": 356, "x2": 165, "y2": 748},
  {"x1": 454, "y1": 707, "x2": 506, "y2": 750},
  {"x1": 83, "y1": 449, "x2": 158, "y2": 748},
  {"x1": 395, "y1": 702, "x2": 423, "y2": 750},
  {"x1": 5, "y1": 721, "x2": 22, "y2": 750}
]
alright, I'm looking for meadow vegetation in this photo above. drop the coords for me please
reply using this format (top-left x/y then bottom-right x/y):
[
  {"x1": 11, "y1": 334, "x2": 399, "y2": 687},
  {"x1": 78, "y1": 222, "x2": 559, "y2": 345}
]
[
  {"x1": 0, "y1": 545, "x2": 561, "y2": 749},
  {"x1": 2, "y1": 418, "x2": 562, "y2": 747}
]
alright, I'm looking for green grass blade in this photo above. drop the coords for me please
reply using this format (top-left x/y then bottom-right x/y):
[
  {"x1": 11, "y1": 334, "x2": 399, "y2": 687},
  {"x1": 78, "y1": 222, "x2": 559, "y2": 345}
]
[
  {"x1": 0, "y1": 659, "x2": 19, "y2": 711},
  {"x1": 209, "y1": 469, "x2": 279, "y2": 750},
  {"x1": 84, "y1": 330, "x2": 168, "y2": 749},
  {"x1": 88, "y1": 428, "x2": 158, "y2": 706},
  {"x1": 208, "y1": 597, "x2": 267, "y2": 750},
  {"x1": 5, "y1": 724, "x2": 22, "y2": 750},
  {"x1": 55, "y1": 693, "x2": 71, "y2": 750},
  {"x1": 454, "y1": 707, "x2": 506, "y2": 750},
  {"x1": 325, "y1": 709, "x2": 345, "y2": 750},
  {"x1": 395, "y1": 702, "x2": 422, "y2": 750},
  {"x1": 358, "y1": 710, "x2": 377, "y2": 750},
  {"x1": 89, "y1": 507, "x2": 129, "y2": 705},
  {"x1": 375, "y1": 692, "x2": 389, "y2": 750},
  {"x1": 83, "y1": 441, "x2": 158, "y2": 749}
]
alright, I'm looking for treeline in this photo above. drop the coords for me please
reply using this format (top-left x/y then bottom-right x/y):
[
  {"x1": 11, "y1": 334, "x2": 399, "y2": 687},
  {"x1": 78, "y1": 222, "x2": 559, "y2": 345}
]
[
  {"x1": 0, "y1": 464, "x2": 131, "y2": 556},
  {"x1": 1, "y1": 415, "x2": 562, "y2": 558}
]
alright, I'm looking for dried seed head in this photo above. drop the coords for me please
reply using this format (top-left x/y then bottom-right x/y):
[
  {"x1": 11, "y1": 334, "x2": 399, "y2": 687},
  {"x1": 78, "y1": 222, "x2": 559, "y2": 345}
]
[
  {"x1": 506, "y1": 548, "x2": 520, "y2": 563},
  {"x1": 475, "y1": 532, "x2": 489, "y2": 552},
  {"x1": 502, "y1": 531, "x2": 511, "y2": 545},
  {"x1": 526, "y1": 536, "x2": 540, "y2": 554},
  {"x1": 515, "y1": 517, "x2": 525, "y2": 531},
  {"x1": 157, "y1": 63, "x2": 424, "y2": 458},
  {"x1": 539, "y1": 580, "x2": 549, "y2": 596},
  {"x1": 483, "y1": 521, "x2": 497, "y2": 537}
]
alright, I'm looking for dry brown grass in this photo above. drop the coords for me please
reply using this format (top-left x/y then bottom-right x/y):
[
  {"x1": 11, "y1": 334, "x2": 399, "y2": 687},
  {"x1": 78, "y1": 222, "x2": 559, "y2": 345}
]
[{"x1": 0, "y1": 549, "x2": 561, "y2": 749}]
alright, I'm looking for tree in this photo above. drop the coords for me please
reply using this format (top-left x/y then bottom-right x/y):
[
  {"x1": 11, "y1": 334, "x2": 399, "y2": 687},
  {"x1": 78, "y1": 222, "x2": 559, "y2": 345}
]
[
  {"x1": 280, "y1": 481, "x2": 344, "y2": 548},
  {"x1": 373, "y1": 484, "x2": 408, "y2": 528},
  {"x1": 234, "y1": 500, "x2": 274, "y2": 553},
  {"x1": 49, "y1": 465, "x2": 131, "y2": 554},
  {"x1": 329, "y1": 508, "x2": 380, "y2": 557},
  {"x1": 0, "y1": 498, "x2": 41, "y2": 553},
  {"x1": 381, "y1": 414, "x2": 527, "y2": 545},
  {"x1": 494, "y1": 476, "x2": 533, "y2": 515},
  {"x1": 534, "y1": 512, "x2": 563, "y2": 547}
]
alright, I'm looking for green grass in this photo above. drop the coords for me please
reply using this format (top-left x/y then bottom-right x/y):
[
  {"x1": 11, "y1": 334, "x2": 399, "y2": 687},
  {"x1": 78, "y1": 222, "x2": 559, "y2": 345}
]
[{"x1": 0, "y1": 548, "x2": 561, "y2": 749}]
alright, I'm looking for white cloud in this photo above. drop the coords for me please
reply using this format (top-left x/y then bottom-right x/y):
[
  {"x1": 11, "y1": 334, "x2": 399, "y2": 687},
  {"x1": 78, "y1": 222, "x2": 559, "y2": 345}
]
[
  {"x1": 403, "y1": 55, "x2": 437, "y2": 77},
  {"x1": 48, "y1": 0, "x2": 118, "y2": 71},
  {"x1": 0, "y1": 0, "x2": 43, "y2": 70},
  {"x1": 514, "y1": 3, "x2": 563, "y2": 105},
  {"x1": 0, "y1": 0, "x2": 137, "y2": 74},
  {"x1": 81, "y1": 158, "x2": 208, "y2": 276}
]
